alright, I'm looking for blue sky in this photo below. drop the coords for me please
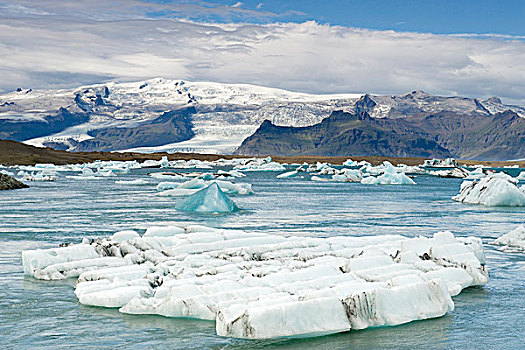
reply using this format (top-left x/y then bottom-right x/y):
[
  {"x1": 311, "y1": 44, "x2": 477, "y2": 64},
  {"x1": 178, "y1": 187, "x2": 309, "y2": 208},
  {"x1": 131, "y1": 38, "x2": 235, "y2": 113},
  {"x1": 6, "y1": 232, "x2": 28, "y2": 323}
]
[
  {"x1": 1, "y1": 0, "x2": 524, "y2": 104},
  {"x1": 144, "y1": 0, "x2": 525, "y2": 36}
]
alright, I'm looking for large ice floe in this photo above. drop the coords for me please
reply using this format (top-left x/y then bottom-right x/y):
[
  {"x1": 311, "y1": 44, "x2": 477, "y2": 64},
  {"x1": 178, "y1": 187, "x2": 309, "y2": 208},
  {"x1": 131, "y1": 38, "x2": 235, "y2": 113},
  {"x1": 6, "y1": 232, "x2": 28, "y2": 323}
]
[
  {"x1": 452, "y1": 173, "x2": 525, "y2": 207},
  {"x1": 494, "y1": 225, "x2": 525, "y2": 252},
  {"x1": 23, "y1": 225, "x2": 488, "y2": 339},
  {"x1": 175, "y1": 183, "x2": 239, "y2": 213}
]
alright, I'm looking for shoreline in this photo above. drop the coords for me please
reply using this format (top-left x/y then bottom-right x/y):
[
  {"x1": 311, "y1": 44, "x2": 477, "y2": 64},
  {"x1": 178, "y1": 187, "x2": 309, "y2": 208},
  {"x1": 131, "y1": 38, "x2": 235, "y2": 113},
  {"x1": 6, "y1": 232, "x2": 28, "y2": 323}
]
[{"x1": 1, "y1": 140, "x2": 523, "y2": 168}]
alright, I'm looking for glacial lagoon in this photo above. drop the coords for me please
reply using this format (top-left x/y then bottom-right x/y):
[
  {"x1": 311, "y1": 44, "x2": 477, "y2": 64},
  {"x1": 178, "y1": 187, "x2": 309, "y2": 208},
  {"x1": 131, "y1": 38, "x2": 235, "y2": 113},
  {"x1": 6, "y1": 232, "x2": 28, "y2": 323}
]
[{"x1": 1, "y1": 165, "x2": 524, "y2": 349}]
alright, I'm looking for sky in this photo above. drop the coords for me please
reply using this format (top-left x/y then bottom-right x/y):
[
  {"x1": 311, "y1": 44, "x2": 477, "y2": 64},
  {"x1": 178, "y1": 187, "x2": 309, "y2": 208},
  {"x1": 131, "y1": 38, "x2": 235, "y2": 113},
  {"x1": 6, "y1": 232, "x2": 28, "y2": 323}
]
[{"x1": 1, "y1": 0, "x2": 524, "y2": 104}]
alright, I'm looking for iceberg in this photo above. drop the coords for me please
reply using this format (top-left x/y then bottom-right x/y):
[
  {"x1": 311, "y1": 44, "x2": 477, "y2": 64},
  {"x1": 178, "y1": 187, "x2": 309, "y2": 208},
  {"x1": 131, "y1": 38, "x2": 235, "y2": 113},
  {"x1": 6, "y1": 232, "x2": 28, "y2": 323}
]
[
  {"x1": 23, "y1": 225, "x2": 488, "y2": 340},
  {"x1": 360, "y1": 162, "x2": 415, "y2": 185},
  {"x1": 429, "y1": 167, "x2": 470, "y2": 178},
  {"x1": 158, "y1": 178, "x2": 253, "y2": 196},
  {"x1": 277, "y1": 170, "x2": 299, "y2": 179},
  {"x1": 234, "y1": 157, "x2": 285, "y2": 172},
  {"x1": 175, "y1": 183, "x2": 239, "y2": 213},
  {"x1": 332, "y1": 169, "x2": 364, "y2": 182},
  {"x1": 342, "y1": 159, "x2": 358, "y2": 167},
  {"x1": 517, "y1": 171, "x2": 525, "y2": 181},
  {"x1": 452, "y1": 173, "x2": 525, "y2": 206},
  {"x1": 21, "y1": 172, "x2": 56, "y2": 181},
  {"x1": 494, "y1": 225, "x2": 525, "y2": 252},
  {"x1": 423, "y1": 158, "x2": 458, "y2": 167}
]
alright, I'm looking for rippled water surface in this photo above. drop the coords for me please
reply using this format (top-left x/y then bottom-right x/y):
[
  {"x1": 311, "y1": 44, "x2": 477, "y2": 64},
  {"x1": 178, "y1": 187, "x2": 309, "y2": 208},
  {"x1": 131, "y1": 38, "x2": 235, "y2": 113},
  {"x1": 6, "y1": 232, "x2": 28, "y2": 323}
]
[{"x1": 1, "y1": 168, "x2": 524, "y2": 349}]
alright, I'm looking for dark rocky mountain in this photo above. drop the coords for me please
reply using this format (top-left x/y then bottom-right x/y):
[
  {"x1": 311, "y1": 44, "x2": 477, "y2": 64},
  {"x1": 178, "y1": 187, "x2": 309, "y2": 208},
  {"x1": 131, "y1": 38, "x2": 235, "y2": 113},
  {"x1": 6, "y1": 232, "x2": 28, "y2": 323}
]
[
  {"x1": 48, "y1": 107, "x2": 196, "y2": 152},
  {"x1": 0, "y1": 107, "x2": 89, "y2": 141},
  {"x1": 235, "y1": 109, "x2": 525, "y2": 160}
]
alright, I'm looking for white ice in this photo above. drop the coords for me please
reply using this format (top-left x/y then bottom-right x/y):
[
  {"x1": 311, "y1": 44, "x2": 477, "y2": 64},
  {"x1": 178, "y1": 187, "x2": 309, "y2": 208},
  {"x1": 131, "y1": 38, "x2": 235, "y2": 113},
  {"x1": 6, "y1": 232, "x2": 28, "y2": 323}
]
[
  {"x1": 452, "y1": 173, "x2": 525, "y2": 206},
  {"x1": 175, "y1": 183, "x2": 239, "y2": 213},
  {"x1": 494, "y1": 224, "x2": 525, "y2": 252},
  {"x1": 23, "y1": 225, "x2": 488, "y2": 340}
]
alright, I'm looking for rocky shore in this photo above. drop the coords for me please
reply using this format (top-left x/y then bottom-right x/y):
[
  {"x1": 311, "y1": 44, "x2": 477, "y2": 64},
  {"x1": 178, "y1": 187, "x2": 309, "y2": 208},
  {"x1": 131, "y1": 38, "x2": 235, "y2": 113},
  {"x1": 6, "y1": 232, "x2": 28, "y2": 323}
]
[{"x1": 0, "y1": 173, "x2": 29, "y2": 190}]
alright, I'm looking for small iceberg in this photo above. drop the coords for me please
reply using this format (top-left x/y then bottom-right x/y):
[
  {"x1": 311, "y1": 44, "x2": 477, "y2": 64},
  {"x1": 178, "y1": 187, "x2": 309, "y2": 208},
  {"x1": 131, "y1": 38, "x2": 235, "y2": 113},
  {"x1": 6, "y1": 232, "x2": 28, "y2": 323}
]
[
  {"x1": 175, "y1": 183, "x2": 239, "y2": 214},
  {"x1": 158, "y1": 178, "x2": 253, "y2": 197},
  {"x1": 429, "y1": 167, "x2": 469, "y2": 178},
  {"x1": 360, "y1": 162, "x2": 415, "y2": 185},
  {"x1": 423, "y1": 158, "x2": 458, "y2": 167},
  {"x1": 494, "y1": 225, "x2": 525, "y2": 252},
  {"x1": 452, "y1": 173, "x2": 525, "y2": 207}
]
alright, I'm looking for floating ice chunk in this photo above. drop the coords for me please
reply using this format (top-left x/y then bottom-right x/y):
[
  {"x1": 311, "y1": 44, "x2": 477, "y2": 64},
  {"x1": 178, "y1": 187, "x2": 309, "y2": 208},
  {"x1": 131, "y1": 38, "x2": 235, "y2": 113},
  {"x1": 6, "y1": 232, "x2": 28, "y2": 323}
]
[
  {"x1": 149, "y1": 172, "x2": 189, "y2": 180},
  {"x1": 115, "y1": 179, "x2": 150, "y2": 185},
  {"x1": 465, "y1": 167, "x2": 491, "y2": 180},
  {"x1": 21, "y1": 172, "x2": 56, "y2": 181},
  {"x1": 66, "y1": 168, "x2": 104, "y2": 180},
  {"x1": 23, "y1": 225, "x2": 489, "y2": 339},
  {"x1": 160, "y1": 156, "x2": 170, "y2": 168},
  {"x1": 517, "y1": 171, "x2": 525, "y2": 181},
  {"x1": 96, "y1": 169, "x2": 117, "y2": 177},
  {"x1": 423, "y1": 158, "x2": 458, "y2": 167},
  {"x1": 235, "y1": 157, "x2": 285, "y2": 172},
  {"x1": 310, "y1": 175, "x2": 332, "y2": 182},
  {"x1": 494, "y1": 224, "x2": 525, "y2": 252},
  {"x1": 175, "y1": 183, "x2": 239, "y2": 213},
  {"x1": 0, "y1": 169, "x2": 15, "y2": 176},
  {"x1": 452, "y1": 173, "x2": 525, "y2": 206},
  {"x1": 343, "y1": 159, "x2": 357, "y2": 167},
  {"x1": 216, "y1": 297, "x2": 351, "y2": 339},
  {"x1": 332, "y1": 169, "x2": 363, "y2": 182},
  {"x1": 277, "y1": 170, "x2": 298, "y2": 179},
  {"x1": 213, "y1": 180, "x2": 253, "y2": 195},
  {"x1": 159, "y1": 178, "x2": 253, "y2": 196},
  {"x1": 177, "y1": 178, "x2": 207, "y2": 190},
  {"x1": 430, "y1": 167, "x2": 470, "y2": 178},
  {"x1": 314, "y1": 166, "x2": 338, "y2": 176},
  {"x1": 361, "y1": 172, "x2": 415, "y2": 185}
]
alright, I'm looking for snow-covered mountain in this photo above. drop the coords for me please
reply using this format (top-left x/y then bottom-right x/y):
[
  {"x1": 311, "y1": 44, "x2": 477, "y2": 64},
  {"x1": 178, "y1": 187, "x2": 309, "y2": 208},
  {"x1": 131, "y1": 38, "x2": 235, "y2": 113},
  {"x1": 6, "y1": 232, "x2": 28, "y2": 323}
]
[{"x1": 0, "y1": 78, "x2": 523, "y2": 154}]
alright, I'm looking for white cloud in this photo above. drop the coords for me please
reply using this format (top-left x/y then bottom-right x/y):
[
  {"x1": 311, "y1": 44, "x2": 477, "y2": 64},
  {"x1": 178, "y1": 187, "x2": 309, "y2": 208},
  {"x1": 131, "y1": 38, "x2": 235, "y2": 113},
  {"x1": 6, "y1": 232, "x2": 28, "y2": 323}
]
[
  {"x1": 0, "y1": 10, "x2": 524, "y2": 105},
  {"x1": 232, "y1": 2, "x2": 243, "y2": 8}
]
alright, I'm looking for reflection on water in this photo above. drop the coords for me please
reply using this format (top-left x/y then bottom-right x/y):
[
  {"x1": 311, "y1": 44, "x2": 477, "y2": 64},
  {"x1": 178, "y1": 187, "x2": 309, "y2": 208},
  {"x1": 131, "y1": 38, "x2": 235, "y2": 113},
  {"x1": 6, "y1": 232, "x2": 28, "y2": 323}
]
[{"x1": 0, "y1": 168, "x2": 524, "y2": 349}]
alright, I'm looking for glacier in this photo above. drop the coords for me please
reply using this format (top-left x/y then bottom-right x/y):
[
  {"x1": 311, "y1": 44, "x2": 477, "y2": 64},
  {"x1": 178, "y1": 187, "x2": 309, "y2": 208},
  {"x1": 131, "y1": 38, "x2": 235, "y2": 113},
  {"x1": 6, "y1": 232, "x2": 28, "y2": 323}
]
[{"x1": 22, "y1": 225, "x2": 488, "y2": 340}]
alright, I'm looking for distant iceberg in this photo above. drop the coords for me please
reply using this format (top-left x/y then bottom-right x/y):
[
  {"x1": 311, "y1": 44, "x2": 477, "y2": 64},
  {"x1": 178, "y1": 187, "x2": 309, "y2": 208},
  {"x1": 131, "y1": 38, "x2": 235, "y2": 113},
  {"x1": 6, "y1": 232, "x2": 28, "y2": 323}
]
[
  {"x1": 452, "y1": 173, "x2": 525, "y2": 206},
  {"x1": 360, "y1": 161, "x2": 416, "y2": 185},
  {"x1": 158, "y1": 178, "x2": 253, "y2": 197},
  {"x1": 175, "y1": 183, "x2": 239, "y2": 213}
]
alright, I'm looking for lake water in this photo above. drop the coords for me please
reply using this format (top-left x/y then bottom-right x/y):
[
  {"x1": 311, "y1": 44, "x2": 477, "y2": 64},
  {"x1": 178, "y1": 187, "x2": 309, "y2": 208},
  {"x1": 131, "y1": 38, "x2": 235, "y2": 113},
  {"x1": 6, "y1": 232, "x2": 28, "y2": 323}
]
[{"x1": 1, "y1": 167, "x2": 524, "y2": 349}]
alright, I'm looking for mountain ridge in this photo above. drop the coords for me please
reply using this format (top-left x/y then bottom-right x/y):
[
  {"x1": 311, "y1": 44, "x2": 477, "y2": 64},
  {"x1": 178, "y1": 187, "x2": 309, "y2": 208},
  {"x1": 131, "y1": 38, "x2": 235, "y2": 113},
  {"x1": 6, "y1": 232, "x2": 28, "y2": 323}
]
[
  {"x1": 0, "y1": 78, "x2": 523, "y2": 156},
  {"x1": 235, "y1": 109, "x2": 525, "y2": 160}
]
